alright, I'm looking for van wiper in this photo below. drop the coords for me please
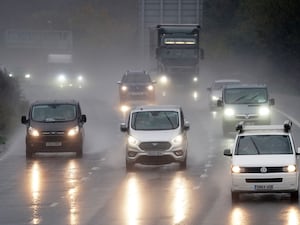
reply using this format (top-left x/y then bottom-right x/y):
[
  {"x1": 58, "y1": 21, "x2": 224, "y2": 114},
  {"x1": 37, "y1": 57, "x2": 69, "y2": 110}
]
[
  {"x1": 250, "y1": 137, "x2": 260, "y2": 154},
  {"x1": 233, "y1": 95, "x2": 247, "y2": 103},
  {"x1": 164, "y1": 112, "x2": 176, "y2": 129}
]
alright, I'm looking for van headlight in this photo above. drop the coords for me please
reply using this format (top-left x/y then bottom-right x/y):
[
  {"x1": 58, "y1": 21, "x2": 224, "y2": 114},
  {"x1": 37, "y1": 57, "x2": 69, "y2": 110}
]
[
  {"x1": 224, "y1": 108, "x2": 235, "y2": 117},
  {"x1": 259, "y1": 106, "x2": 270, "y2": 116},
  {"x1": 212, "y1": 96, "x2": 219, "y2": 101},
  {"x1": 232, "y1": 165, "x2": 241, "y2": 173},
  {"x1": 128, "y1": 135, "x2": 139, "y2": 147},
  {"x1": 147, "y1": 85, "x2": 154, "y2": 91},
  {"x1": 285, "y1": 165, "x2": 297, "y2": 173},
  {"x1": 172, "y1": 134, "x2": 183, "y2": 146},
  {"x1": 68, "y1": 126, "x2": 79, "y2": 136},
  {"x1": 28, "y1": 126, "x2": 40, "y2": 137}
]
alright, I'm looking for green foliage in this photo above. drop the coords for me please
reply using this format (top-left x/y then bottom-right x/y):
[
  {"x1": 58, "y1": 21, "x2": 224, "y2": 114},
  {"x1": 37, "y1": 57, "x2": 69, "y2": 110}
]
[{"x1": 0, "y1": 68, "x2": 28, "y2": 135}]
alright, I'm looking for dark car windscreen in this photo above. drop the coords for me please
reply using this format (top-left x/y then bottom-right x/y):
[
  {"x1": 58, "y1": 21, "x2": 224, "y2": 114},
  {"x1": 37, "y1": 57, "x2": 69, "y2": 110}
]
[
  {"x1": 224, "y1": 88, "x2": 268, "y2": 104},
  {"x1": 235, "y1": 135, "x2": 293, "y2": 155},
  {"x1": 123, "y1": 74, "x2": 151, "y2": 83},
  {"x1": 31, "y1": 104, "x2": 76, "y2": 122},
  {"x1": 131, "y1": 111, "x2": 179, "y2": 130}
]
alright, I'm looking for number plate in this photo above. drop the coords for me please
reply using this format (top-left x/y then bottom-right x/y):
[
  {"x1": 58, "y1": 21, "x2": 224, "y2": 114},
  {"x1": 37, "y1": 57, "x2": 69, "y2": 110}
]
[
  {"x1": 46, "y1": 142, "x2": 62, "y2": 147},
  {"x1": 147, "y1": 151, "x2": 163, "y2": 156},
  {"x1": 254, "y1": 185, "x2": 273, "y2": 190},
  {"x1": 131, "y1": 92, "x2": 144, "y2": 96}
]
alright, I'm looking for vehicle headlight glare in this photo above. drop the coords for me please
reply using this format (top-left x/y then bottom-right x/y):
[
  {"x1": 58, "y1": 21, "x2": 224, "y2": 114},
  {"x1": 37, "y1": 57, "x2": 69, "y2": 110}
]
[
  {"x1": 68, "y1": 126, "x2": 79, "y2": 136},
  {"x1": 121, "y1": 85, "x2": 127, "y2": 91},
  {"x1": 212, "y1": 96, "x2": 219, "y2": 101},
  {"x1": 58, "y1": 74, "x2": 66, "y2": 83},
  {"x1": 172, "y1": 134, "x2": 183, "y2": 145},
  {"x1": 232, "y1": 165, "x2": 241, "y2": 173},
  {"x1": 77, "y1": 75, "x2": 83, "y2": 82},
  {"x1": 147, "y1": 85, "x2": 154, "y2": 91},
  {"x1": 259, "y1": 106, "x2": 270, "y2": 116},
  {"x1": 28, "y1": 126, "x2": 39, "y2": 137},
  {"x1": 224, "y1": 108, "x2": 235, "y2": 117},
  {"x1": 159, "y1": 75, "x2": 168, "y2": 85},
  {"x1": 128, "y1": 136, "x2": 139, "y2": 146},
  {"x1": 287, "y1": 165, "x2": 296, "y2": 173}
]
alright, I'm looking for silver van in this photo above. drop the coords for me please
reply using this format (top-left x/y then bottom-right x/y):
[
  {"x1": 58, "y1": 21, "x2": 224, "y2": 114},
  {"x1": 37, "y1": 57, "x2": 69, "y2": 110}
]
[{"x1": 217, "y1": 84, "x2": 275, "y2": 135}]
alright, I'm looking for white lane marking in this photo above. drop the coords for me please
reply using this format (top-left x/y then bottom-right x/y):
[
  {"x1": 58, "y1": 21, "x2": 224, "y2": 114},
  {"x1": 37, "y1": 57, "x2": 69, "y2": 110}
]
[
  {"x1": 50, "y1": 202, "x2": 58, "y2": 207},
  {"x1": 274, "y1": 108, "x2": 300, "y2": 127}
]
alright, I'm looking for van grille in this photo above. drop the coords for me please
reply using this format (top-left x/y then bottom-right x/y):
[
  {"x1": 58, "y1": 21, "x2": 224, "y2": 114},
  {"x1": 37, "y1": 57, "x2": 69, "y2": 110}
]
[{"x1": 139, "y1": 142, "x2": 171, "y2": 151}]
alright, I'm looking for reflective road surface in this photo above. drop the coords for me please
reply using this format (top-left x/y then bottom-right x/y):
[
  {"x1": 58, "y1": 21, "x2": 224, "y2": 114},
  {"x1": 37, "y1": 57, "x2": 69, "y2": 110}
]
[{"x1": 0, "y1": 68, "x2": 300, "y2": 225}]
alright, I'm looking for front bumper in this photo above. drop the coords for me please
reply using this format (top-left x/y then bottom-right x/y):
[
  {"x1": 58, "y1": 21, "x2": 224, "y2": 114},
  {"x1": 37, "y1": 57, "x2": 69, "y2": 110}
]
[
  {"x1": 126, "y1": 145, "x2": 187, "y2": 165},
  {"x1": 231, "y1": 172, "x2": 299, "y2": 193}
]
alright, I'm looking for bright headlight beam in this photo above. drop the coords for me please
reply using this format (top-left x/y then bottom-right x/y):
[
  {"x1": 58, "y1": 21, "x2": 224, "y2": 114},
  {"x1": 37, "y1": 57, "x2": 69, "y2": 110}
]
[
  {"x1": 232, "y1": 165, "x2": 241, "y2": 173},
  {"x1": 259, "y1": 107, "x2": 270, "y2": 116},
  {"x1": 68, "y1": 126, "x2": 79, "y2": 136},
  {"x1": 224, "y1": 108, "x2": 235, "y2": 117}
]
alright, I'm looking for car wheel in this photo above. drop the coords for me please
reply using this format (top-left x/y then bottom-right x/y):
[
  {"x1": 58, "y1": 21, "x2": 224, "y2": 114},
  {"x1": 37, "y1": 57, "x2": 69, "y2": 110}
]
[
  {"x1": 179, "y1": 157, "x2": 187, "y2": 170},
  {"x1": 26, "y1": 145, "x2": 34, "y2": 159},
  {"x1": 76, "y1": 147, "x2": 83, "y2": 158},
  {"x1": 126, "y1": 161, "x2": 135, "y2": 172},
  {"x1": 231, "y1": 192, "x2": 239, "y2": 202},
  {"x1": 290, "y1": 191, "x2": 299, "y2": 202}
]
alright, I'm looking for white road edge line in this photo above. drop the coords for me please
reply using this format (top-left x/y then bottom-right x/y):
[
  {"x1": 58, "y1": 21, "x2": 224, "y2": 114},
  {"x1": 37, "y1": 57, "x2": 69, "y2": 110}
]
[{"x1": 273, "y1": 108, "x2": 300, "y2": 128}]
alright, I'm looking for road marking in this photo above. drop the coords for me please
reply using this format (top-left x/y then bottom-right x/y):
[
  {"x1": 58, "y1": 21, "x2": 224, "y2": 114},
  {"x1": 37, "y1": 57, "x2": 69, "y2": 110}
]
[
  {"x1": 274, "y1": 108, "x2": 300, "y2": 127},
  {"x1": 50, "y1": 202, "x2": 58, "y2": 207}
]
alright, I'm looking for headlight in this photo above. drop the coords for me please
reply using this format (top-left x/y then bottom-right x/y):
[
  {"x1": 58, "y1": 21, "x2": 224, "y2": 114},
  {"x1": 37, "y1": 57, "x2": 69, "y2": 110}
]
[
  {"x1": 212, "y1": 96, "x2": 219, "y2": 101},
  {"x1": 120, "y1": 105, "x2": 130, "y2": 113},
  {"x1": 224, "y1": 108, "x2": 235, "y2": 117},
  {"x1": 159, "y1": 75, "x2": 168, "y2": 85},
  {"x1": 259, "y1": 106, "x2": 270, "y2": 116},
  {"x1": 68, "y1": 126, "x2": 79, "y2": 136},
  {"x1": 28, "y1": 126, "x2": 39, "y2": 137},
  {"x1": 121, "y1": 85, "x2": 127, "y2": 91},
  {"x1": 147, "y1": 85, "x2": 154, "y2": 91},
  {"x1": 232, "y1": 165, "x2": 241, "y2": 173},
  {"x1": 58, "y1": 74, "x2": 66, "y2": 83},
  {"x1": 285, "y1": 165, "x2": 296, "y2": 173},
  {"x1": 172, "y1": 134, "x2": 183, "y2": 146},
  {"x1": 193, "y1": 77, "x2": 198, "y2": 82},
  {"x1": 128, "y1": 136, "x2": 139, "y2": 147},
  {"x1": 77, "y1": 75, "x2": 83, "y2": 82}
]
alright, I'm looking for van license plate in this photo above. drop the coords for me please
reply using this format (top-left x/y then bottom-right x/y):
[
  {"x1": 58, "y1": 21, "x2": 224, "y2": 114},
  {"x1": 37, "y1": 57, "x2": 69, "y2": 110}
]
[
  {"x1": 46, "y1": 142, "x2": 62, "y2": 147},
  {"x1": 254, "y1": 185, "x2": 273, "y2": 190}
]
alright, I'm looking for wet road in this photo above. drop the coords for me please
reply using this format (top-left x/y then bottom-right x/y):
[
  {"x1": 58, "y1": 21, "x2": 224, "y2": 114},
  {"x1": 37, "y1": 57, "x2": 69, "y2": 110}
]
[{"x1": 0, "y1": 72, "x2": 300, "y2": 225}]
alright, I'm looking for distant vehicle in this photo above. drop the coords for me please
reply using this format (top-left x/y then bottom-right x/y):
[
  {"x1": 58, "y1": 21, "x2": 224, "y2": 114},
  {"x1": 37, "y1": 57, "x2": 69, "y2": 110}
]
[
  {"x1": 120, "y1": 105, "x2": 190, "y2": 171},
  {"x1": 207, "y1": 79, "x2": 241, "y2": 109},
  {"x1": 117, "y1": 71, "x2": 156, "y2": 104},
  {"x1": 54, "y1": 72, "x2": 85, "y2": 89},
  {"x1": 217, "y1": 83, "x2": 275, "y2": 135},
  {"x1": 151, "y1": 24, "x2": 204, "y2": 77},
  {"x1": 21, "y1": 99, "x2": 87, "y2": 158},
  {"x1": 224, "y1": 120, "x2": 299, "y2": 202}
]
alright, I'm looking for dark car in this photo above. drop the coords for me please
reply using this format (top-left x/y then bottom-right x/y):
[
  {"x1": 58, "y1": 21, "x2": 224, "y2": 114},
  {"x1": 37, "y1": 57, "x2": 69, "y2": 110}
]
[
  {"x1": 117, "y1": 71, "x2": 156, "y2": 104},
  {"x1": 21, "y1": 99, "x2": 87, "y2": 158}
]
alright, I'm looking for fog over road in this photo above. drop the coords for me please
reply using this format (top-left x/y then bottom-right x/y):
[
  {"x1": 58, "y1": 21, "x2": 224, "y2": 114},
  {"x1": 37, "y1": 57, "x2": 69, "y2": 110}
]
[{"x1": 1, "y1": 60, "x2": 300, "y2": 225}]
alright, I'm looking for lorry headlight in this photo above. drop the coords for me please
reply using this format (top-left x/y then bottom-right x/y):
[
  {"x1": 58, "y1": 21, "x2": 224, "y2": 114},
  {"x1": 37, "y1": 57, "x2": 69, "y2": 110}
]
[
  {"x1": 224, "y1": 108, "x2": 235, "y2": 117},
  {"x1": 68, "y1": 126, "x2": 79, "y2": 136},
  {"x1": 172, "y1": 134, "x2": 183, "y2": 146},
  {"x1": 259, "y1": 106, "x2": 270, "y2": 116},
  {"x1": 28, "y1": 126, "x2": 40, "y2": 137},
  {"x1": 128, "y1": 136, "x2": 139, "y2": 147}
]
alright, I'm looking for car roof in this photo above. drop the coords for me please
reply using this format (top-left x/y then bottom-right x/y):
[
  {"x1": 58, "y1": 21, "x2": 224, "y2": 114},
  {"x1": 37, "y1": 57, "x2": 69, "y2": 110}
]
[
  {"x1": 31, "y1": 99, "x2": 80, "y2": 105},
  {"x1": 214, "y1": 79, "x2": 240, "y2": 83},
  {"x1": 237, "y1": 123, "x2": 292, "y2": 136},
  {"x1": 131, "y1": 105, "x2": 182, "y2": 112},
  {"x1": 224, "y1": 83, "x2": 267, "y2": 89}
]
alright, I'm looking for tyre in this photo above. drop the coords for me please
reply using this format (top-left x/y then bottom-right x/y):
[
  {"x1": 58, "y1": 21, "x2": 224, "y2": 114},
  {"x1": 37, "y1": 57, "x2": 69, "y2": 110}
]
[
  {"x1": 126, "y1": 160, "x2": 135, "y2": 172},
  {"x1": 76, "y1": 148, "x2": 83, "y2": 158},
  {"x1": 26, "y1": 145, "x2": 34, "y2": 159},
  {"x1": 231, "y1": 192, "x2": 239, "y2": 202},
  {"x1": 179, "y1": 157, "x2": 187, "y2": 170},
  {"x1": 291, "y1": 191, "x2": 299, "y2": 202}
]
